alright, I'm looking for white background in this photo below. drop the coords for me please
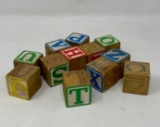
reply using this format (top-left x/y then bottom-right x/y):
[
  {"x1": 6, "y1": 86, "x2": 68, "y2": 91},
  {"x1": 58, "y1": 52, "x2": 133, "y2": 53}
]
[{"x1": 0, "y1": 0, "x2": 160, "y2": 127}]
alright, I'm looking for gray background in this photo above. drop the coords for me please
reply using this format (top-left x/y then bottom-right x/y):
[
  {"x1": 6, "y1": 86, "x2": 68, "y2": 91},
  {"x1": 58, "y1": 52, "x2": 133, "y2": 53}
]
[{"x1": 0, "y1": 0, "x2": 160, "y2": 127}]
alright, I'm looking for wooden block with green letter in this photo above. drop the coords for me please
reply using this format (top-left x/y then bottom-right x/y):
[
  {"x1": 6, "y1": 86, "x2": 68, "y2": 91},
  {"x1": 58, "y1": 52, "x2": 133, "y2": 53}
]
[
  {"x1": 95, "y1": 35, "x2": 120, "y2": 50},
  {"x1": 123, "y1": 61, "x2": 150, "y2": 95},
  {"x1": 63, "y1": 70, "x2": 92, "y2": 107},
  {"x1": 86, "y1": 56, "x2": 120, "y2": 92},
  {"x1": 6, "y1": 64, "x2": 41, "y2": 100},
  {"x1": 14, "y1": 50, "x2": 43, "y2": 67},
  {"x1": 102, "y1": 49, "x2": 130, "y2": 79},
  {"x1": 60, "y1": 46, "x2": 87, "y2": 71},
  {"x1": 40, "y1": 53, "x2": 69, "y2": 87},
  {"x1": 79, "y1": 42, "x2": 106, "y2": 62}
]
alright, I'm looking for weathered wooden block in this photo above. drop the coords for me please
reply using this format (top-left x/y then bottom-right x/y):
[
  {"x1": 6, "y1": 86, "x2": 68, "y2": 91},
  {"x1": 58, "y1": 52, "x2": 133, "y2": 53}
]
[
  {"x1": 63, "y1": 70, "x2": 92, "y2": 107},
  {"x1": 86, "y1": 56, "x2": 120, "y2": 92},
  {"x1": 79, "y1": 42, "x2": 106, "y2": 62},
  {"x1": 45, "y1": 39, "x2": 71, "y2": 56},
  {"x1": 102, "y1": 49, "x2": 130, "y2": 79},
  {"x1": 60, "y1": 46, "x2": 87, "y2": 71},
  {"x1": 95, "y1": 35, "x2": 120, "y2": 50},
  {"x1": 65, "y1": 32, "x2": 89, "y2": 46},
  {"x1": 14, "y1": 50, "x2": 43, "y2": 67},
  {"x1": 123, "y1": 61, "x2": 150, "y2": 95},
  {"x1": 6, "y1": 64, "x2": 41, "y2": 100},
  {"x1": 40, "y1": 53, "x2": 69, "y2": 87}
]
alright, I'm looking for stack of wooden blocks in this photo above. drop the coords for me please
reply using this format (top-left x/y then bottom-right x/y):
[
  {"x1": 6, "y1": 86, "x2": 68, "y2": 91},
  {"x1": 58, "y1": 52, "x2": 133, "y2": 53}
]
[{"x1": 6, "y1": 32, "x2": 150, "y2": 107}]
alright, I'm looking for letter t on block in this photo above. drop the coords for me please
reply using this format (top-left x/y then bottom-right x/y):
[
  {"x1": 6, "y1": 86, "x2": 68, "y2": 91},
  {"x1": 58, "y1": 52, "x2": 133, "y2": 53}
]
[{"x1": 63, "y1": 70, "x2": 92, "y2": 107}]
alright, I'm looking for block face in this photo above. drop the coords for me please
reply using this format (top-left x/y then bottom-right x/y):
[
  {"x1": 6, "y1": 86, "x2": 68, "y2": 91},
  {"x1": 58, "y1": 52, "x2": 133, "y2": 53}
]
[
  {"x1": 66, "y1": 85, "x2": 91, "y2": 107},
  {"x1": 123, "y1": 61, "x2": 150, "y2": 95},
  {"x1": 7, "y1": 77, "x2": 29, "y2": 99},
  {"x1": 89, "y1": 51, "x2": 106, "y2": 62},
  {"x1": 86, "y1": 67, "x2": 103, "y2": 92},
  {"x1": 45, "y1": 39, "x2": 70, "y2": 55},
  {"x1": 50, "y1": 64, "x2": 69, "y2": 86},
  {"x1": 14, "y1": 50, "x2": 43, "y2": 66},
  {"x1": 103, "y1": 49, "x2": 129, "y2": 63},
  {"x1": 60, "y1": 46, "x2": 86, "y2": 60},
  {"x1": 65, "y1": 32, "x2": 89, "y2": 45},
  {"x1": 95, "y1": 35, "x2": 120, "y2": 50}
]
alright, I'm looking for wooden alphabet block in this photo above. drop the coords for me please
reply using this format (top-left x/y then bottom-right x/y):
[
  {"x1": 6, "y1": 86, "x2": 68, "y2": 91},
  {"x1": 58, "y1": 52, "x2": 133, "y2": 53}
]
[
  {"x1": 79, "y1": 42, "x2": 106, "y2": 62},
  {"x1": 60, "y1": 46, "x2": 87, "y2": 71},
  {"x1": 95, "y1": 35, "x2": 120, "y2": 50},
  {"x1": 40, "y1": 53, "x2": 69, "y2": 87},
  {"x1": 6, "y1": 64, "x2": 41, "y2": 100},
  {"x1": 102, "y1": 49, "x2": 130, "y2": 79},
  {"x1": 45, "y1": 39, "x2": 71, "y2": 56},
  {"x1": 123, "y1": 61, "x2": 150, "y2": 95},
  {"x1": 14, "y1": 50, "x2": 43, "y2": 67},
  {"x1": 65, "y1": 32, "x2": 89, "y2": 46},
  {"x1": 63, "y1": 70, "x2": 92, "y2": 107},
  {"x1": 86, "y1": 56, "x2": 120, "y2": 92}
]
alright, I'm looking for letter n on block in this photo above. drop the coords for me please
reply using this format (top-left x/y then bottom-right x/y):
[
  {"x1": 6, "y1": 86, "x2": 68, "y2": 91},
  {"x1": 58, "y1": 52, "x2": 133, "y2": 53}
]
[
  {"x1": 102, "y1": 49, "x2": 130, "y2": 79},
  {"x1": 60, "y1": 46, "x2": 87, "y2": 71},
  {"x1": 14, "y1": 50, "x2": 43, "y2": 67},
  {"x1": 63, "y1": 70, "x2": 92, "y2": 107}
]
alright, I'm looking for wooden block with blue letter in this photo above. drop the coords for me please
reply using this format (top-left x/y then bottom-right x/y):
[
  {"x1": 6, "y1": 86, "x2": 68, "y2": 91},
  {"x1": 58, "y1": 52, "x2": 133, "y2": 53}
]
[
  {"x1": 6, "y1": 64, "x2": 41, "y2": 100},
  {"x1": 63, "y1": 70, "x2": 92, "y2": 107},
  {"x1": 60, "y1": 46, "x2": 87, "y2": 71},
  {"x1": 123, "y1": 61, "x2": 150, "y2": 95},
  {"x1": 65, "y1": 32, "x2": 90, "y2": 46},
  {"x1": 86, "y1": 56, "x2": 120, "y2": 92},
  {"x1": 14, "y1": 50, "x2": 43, "y2": 67},
  {"x1": 79, "y1": 42, "x2": 106, "y2": 62},
  {"x1": 40, "y1": 53, "x2": 69, "y2": 87},
  {"x1": 45, "y1": 39, "x2": 71, "y2": 56},
  {"x1": 95, "y1": 35, "x2": 120, "y2": 50},
  {"x1": 102, "y1": 49, "x2": 130, "y2": 79}
]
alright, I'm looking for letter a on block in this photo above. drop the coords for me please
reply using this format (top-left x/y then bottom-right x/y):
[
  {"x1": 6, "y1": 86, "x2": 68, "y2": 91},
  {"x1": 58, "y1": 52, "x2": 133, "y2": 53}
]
[
  {"x1": 103, "y1": 49, "x2": 129, "y2": 63},
  {"x1": 46, "y1": 39, "x2": 70, "y2": 51},
  {"x1": 66, "y1": 86, "x2": 91, "y2": 107},
  {"x1": 87, "y1": 67, "x2": 103, "y2": 92}
]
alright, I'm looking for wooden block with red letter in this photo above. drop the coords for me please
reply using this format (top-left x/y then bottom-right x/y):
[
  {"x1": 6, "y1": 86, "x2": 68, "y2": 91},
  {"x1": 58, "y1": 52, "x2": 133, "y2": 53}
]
[
  {"x1": 6, "y1": 64, "x2": 41, "y2": 100},
  {"x1": 95, "y1": 35, "x2": 120, "y2": 50},
  {"x1": 45, "y1": 39, "x2": 71, "y2": 56},
  {"x1": 63, "y1": 70, "x2": 92, "y2": 107},
  {"x1": 123, "y1": 61, "x2": 150, "y2": 95},
  {"x1": 14, "y1": 50, "x2": 43, "y2": 67},
  {"x1": 60, "y1": 46, "x2": 87, "y2": 71},
  {"x1": 40, "y1": 53, "x2": 69, "y2": 87},
  {"x1": 65, "y1": 32, "x2": 90, "y2": 46},
  {"x1": 79, "y1": 42, "x2": 106, "y2": 62},
  {"x1": 86, "y1": 56, "x2": 120, "y2": 92}
]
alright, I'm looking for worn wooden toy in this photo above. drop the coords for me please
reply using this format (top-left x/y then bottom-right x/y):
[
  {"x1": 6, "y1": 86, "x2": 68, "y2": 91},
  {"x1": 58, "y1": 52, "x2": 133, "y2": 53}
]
[
  {"x1": 14, "y1": 50, "x2": 43, "y2": 67},
  {"x1": 65, "y1": 32, "x2": 89, "y2": 46},
  {"x1": 63, "y1": 70, "x2": 92, "y2": 107},
  {"x1": 60, "y1": 46, "x2": 87, "y2": 71},
  {"x1": 6, "y1": 64, "x2": 41, "y2": 100},
  {"x1": 102, "y1": 49, "x2": 130, "y2": 79},
  {"x1": 123, "y1": 61, "x2": 150, "y2": 95},
  {"x1": 40, "y1": 53, "x2": 69, "y2": 87},
  {"x1": 86, "y1": 56, "x2": 120, "y2": 92},
  {"x1": 79, "y1": 42, "x2": 106, "y2": 62},
  {"x1": 45, "y1": 39, "x2": 71, "y2": 56},
  {"x1": 95, "y1": 35, "x2": 120, "y2": 50}
]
